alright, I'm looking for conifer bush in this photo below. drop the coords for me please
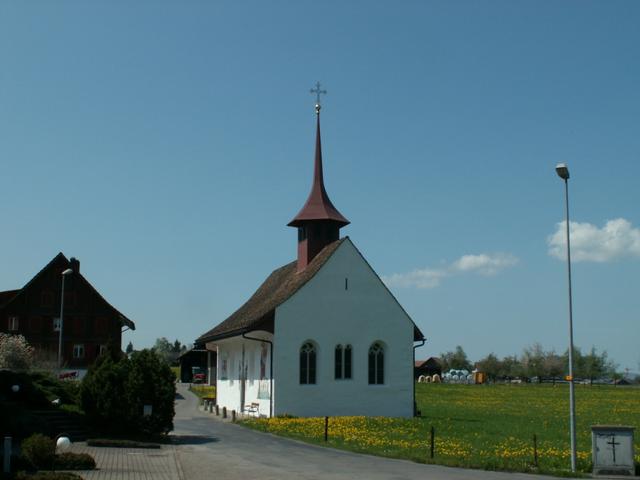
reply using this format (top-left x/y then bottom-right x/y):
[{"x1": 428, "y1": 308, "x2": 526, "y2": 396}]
[{"x1": 80, "y1": 349, "x2": 175, "y2": 436}]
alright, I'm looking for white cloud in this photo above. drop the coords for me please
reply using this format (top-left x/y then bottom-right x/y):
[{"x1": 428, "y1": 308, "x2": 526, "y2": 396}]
[
  {"x1": 452, "y1": 253, "x2": 519, "y2": 275},
  {"x1": 383, "y1": 269, "x2": 447, "y2": 289},
  {"x1": 383, "y1": 253, "x2": 518, "y2": 289},
  {"x1": 547, "y1": 218, "x2": 640, "y2": 262}
]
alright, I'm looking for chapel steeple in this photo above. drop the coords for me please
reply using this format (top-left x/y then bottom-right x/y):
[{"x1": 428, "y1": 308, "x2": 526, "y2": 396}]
[{"x1": 288, "y1": 83, "x2": 349, "y2": 271}]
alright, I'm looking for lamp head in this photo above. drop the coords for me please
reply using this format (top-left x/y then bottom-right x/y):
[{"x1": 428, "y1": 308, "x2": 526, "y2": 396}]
[
  {"x1": 62, "y1": 268, "x2": 74, "y2": 276},
  {"x1": 555, "y1": 163, "x2": 570, "y2": 180}
]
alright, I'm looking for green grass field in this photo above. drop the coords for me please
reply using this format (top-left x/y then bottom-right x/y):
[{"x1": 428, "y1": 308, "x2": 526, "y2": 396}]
[{"x1": 242, "y1": 383, "x2": 640, "y2": 475}]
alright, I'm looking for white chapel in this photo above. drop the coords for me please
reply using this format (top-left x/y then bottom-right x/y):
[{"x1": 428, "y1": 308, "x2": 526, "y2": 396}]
[{"x1": 196, "y1": 90, "x2": 425, "y2": 418}]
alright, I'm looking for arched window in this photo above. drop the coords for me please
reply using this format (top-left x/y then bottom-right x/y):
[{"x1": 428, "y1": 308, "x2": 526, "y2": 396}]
[
  {"x1": 368, "y1": 342, "x2": 384, "y2": 385},
  {"x1": 300, "y1": 342, "x2": 317, "y2": 384},
  {"x1": 335, "y1": 344, "x2": 353, "y2": 380},
  {"x1": 344, "y1": 344, "x2": 352, "y2": 379}
]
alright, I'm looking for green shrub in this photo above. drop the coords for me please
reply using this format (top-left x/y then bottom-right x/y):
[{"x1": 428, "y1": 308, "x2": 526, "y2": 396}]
[
  {"x1": 20, "y1": 434, "x2": 55, "y2": 469},
  {"x1": 80, "y1": 355, "x2": 130, "y2": 433},
  {"x1": 125, "y1": 349, "x2": 176, "y2": 435},
  {"x1": 54, "y1": 452, "x2": 96, "y2": 470},
  {"x1": 81, "y1": 349, "x2": 175, "y2": 436}
]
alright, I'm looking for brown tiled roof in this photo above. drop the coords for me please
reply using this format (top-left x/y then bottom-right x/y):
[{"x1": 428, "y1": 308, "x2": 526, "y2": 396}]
[
  {"x1": 0, "y1": 290, "x2": 20, "y2": 308},
  {"x1": 197, "y1": 238, "x2": 346, "y2": 343}
]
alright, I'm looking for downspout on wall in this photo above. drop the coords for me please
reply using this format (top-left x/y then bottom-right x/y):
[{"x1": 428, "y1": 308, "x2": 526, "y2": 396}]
[{"x1": 413, "y1": 339, "x2": 426, "y2": 416}]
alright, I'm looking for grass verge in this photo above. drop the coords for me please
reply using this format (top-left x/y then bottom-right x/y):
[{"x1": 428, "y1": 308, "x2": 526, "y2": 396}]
[{"x1": 242, "y1": 383, "x2": 640, "y2": 475}]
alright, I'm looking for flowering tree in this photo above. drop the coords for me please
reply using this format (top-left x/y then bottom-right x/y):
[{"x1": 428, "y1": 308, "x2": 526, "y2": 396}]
[{"x1": 0, "y1": 333, "x2": 34, "y2": 371}]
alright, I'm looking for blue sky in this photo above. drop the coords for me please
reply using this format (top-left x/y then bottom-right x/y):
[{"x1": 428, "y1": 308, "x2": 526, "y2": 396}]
[{"x1": 1, "y1": 1, "x2": 638, "y2": 372}]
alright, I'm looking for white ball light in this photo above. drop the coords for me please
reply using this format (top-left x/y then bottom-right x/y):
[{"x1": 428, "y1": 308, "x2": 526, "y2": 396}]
[
  {"x1": 11, "y1": 385, "x2": 20, "y2": 393},
  {"x1": 56, "y1": 437, "x2": 72, "y2": 451}
]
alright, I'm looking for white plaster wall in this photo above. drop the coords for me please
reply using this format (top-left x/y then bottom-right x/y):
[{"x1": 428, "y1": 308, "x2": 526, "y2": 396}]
[
  {"x1": 215, "y1": 333, "x2": 273, "y2": 417},
  {"x1": 273, "y1": 238, "x2": 415, "y2": 418}
]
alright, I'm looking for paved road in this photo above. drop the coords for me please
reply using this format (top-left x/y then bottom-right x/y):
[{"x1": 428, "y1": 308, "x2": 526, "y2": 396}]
[{"x1": 172, "y1": 384, "x2": 564, "y2": 480}]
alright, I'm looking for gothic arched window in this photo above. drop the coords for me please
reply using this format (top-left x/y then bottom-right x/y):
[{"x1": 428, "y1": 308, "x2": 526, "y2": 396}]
[
  {"x1": 368, "y1": 342, "x2": 384, "y2": 385},
  {"x1": 335, "y1": 344, "x2": 353, "y2": 380},
  {"x1": 300, "y1": 341, "x2": 317, "y2": 384}
]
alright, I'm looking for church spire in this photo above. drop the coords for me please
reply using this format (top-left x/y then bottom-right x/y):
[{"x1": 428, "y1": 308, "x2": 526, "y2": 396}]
[{"x1": 288, "y1": 83, "x2": 349, "y2": 270}]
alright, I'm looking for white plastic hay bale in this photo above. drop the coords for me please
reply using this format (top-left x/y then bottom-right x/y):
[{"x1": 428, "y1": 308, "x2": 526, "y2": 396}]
[{"x1": 432, "y1": 374, "x2": 441, "y2": 383}]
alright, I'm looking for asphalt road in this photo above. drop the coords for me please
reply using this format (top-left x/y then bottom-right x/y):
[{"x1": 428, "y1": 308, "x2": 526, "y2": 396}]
[{"x1": 171, "y1": 384, "x2": 563, "y2": 480}]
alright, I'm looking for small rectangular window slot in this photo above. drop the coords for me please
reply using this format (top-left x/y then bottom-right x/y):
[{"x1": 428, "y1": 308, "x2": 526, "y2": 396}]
[{"x1": 345, "y1": 278, "x2": 348, "y2": 290}]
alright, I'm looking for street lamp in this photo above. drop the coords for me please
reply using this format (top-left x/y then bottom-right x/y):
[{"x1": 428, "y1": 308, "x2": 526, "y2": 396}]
[
  {"x1": 58, "y1": 268, "x2": 74, "y2": 370},
  {"x1": 555, "y1": 162, "x2": 577, "y2": 472}
]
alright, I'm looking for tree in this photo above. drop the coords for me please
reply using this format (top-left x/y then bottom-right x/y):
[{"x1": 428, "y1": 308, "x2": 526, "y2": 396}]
[
  {"x1": 498, "y1": 355, "x2": 522, "y2": 379},
  {"x1": 521, "y1": 343, "x2": 546, "y2": 381},
  {"x1": 125, "y1": 349, "x2": 176, "y2": 435},
  {"x1": 0, "y1": 333, "x2": 34, "y2": 371},
  {"x1": 81, "y1": 355, "x2": 131, "y2": 433},
  {"x1": 580, "y1": 346, "x2": 617, "y2": 383},
  {"x1": 125, "y1": 341, "x2": 134, "y2": 354},
  {"x1": 152, "y1": 337, "x2": 174, "y2": 364},
  {"x1": 81, "y1": 349, "x2": 176, "y2": 436},
  {"x1": 440, "y1": 346, "x2": 472, "y2": 371},
  {"x1": 542, "y1": 350, "x2": 564, "y2": 382},
  {"x1": 476, "y1": 353, "x2": 501, "y2": 381}
]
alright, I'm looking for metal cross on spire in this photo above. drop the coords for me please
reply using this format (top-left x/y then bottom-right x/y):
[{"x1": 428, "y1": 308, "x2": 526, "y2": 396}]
[{"x1": 310, "y1": 81, "x2": 327, "y2": 113}]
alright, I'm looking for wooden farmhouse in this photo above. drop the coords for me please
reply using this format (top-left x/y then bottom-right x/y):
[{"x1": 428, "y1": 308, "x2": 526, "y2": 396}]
[{"x1": 0, "y1": 253, "x2": 135, "y2": 373}]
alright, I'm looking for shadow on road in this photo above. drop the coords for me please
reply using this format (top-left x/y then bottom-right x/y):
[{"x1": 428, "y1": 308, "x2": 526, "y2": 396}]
[
  {"x1": 170, "y1": 434, "x2": 219, "y2": 445},
  {"x1": 175, "y1": 392, "x2": 185, "y2": 400}
]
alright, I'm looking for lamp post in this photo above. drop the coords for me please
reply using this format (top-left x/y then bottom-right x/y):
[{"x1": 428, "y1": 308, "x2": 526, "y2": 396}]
[
  {"x1": 58, "y1": 268, "x2": 74, "y2": 370},
  {"x1": 555, "y1": 162, "x2": 577, "y2": 472}
]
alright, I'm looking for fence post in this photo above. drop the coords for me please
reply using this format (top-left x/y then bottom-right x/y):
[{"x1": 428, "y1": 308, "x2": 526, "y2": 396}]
[
  {"x1": 3, "y1": 437, "x2": 11, "y2": 474},
  {"x1": 430, "y1": 426, "x2": 435, "y2": 459},
  {"x1": 324, "y1": 416, "x2": 329, "y2": 442},
  {"x1": 533, "y1": 434, "x2": 538, "y2": 468}
]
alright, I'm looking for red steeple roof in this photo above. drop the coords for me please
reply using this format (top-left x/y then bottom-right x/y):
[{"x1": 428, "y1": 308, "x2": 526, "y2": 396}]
[{"x1": 288, "y1": 111, "x2": 349, "y2": 228}]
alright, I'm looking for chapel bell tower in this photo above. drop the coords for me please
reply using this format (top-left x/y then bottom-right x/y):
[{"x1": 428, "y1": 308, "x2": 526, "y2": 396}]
[{"x1": 288, "y1": 83, "x2": 349, "y2": 271}]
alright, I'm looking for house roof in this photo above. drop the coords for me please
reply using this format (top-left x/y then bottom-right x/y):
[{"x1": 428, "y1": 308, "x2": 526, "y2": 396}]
[
  {"x1": 0, "y1": 290, "x2": 20, "y2": 308},
  {"x1": 198, "y1": 238, "x2": 345, "y2": 343},
  {"x1": 0, "y1": 252, "x2": 135, "y2": 330},
  {"x1": 198, "y1": 237, "x2": 425, "y2": 343},
  {"x1": 416, "y1": 357, "x2": 441, "y2": 368},
  {"x1": 288, "y1": 112, "x2": 349, "y2": 228}
]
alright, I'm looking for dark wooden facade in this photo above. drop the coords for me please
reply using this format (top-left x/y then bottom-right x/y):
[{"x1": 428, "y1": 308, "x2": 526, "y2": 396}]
[
  {"x1": 415, "y1": 357, "x2": 442, "y2": 379},
  {"x1": 0, "y1": 253, "x2": 135, "y2": 369}
]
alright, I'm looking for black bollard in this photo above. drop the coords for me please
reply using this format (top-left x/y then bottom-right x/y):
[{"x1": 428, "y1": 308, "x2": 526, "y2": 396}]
[
  {"x1": 430, "y1": 426, "x2": 435, "y2": 459},
  {"x1": 324, "y1": 416, "x2": 329, "y2": 442},
  {"x1": 222, "y1": 406, "x2": 227, "y2": 419}
]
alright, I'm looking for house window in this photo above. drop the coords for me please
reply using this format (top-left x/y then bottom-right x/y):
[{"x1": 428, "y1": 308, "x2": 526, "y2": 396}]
[
  {"x1": 299, "y1": 342, "x2": 317, "y2": 384},
  {"x1": 368, "y1": 342, "x2": 384, "y2": 385},
  {"x1": 334, "y1": 344, "x2": 352, "y2": 380},
  {"x1": 8, "y1": 316, "x2": 19, "y2": 331},
  {"x1": 73, "y1": 344, "x2": 85, "y2": 359},
  {"x1": 53, "y1": 318, "x2": 61, "y2": 332},
  {"x1": 99, "y1": 344, "x2": 107, "y2": 356}
]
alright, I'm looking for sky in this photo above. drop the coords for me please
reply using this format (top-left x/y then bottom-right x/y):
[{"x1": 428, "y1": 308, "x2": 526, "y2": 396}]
[{"x1": 1, "y1": 1, "x2": 639, "y2": 372}]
